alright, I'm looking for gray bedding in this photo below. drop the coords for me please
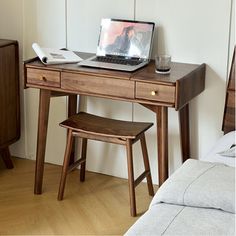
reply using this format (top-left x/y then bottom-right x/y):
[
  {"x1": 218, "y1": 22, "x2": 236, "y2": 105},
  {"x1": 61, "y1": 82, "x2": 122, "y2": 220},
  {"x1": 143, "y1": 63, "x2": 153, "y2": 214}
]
[{"x1": 125, "y1": 159, "x2": 235, "y2": 236}]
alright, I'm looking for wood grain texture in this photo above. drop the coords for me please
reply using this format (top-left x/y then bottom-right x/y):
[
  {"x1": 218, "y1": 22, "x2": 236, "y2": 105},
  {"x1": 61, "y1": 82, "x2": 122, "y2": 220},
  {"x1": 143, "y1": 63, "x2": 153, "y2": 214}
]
[
  {"x1": 136, "y1": 82, "x2": 175, "y2": 104},
  {"x1": 24, "y1": 54, "x2": 206, "y2": 188},
  {"x1": 0, "y1": 157, "x2": 157, "y2": 235},
  {"x1": 175, "y1": 63, "x2": 206, "y2": 110},
  {"x1": 60, "y1": 112, "x2": 153, "y2": 139},
  {"x1": 0, "y1": 40, "x2": 20, "y2": 169},
  {"x1": 58, "y1": 129, "x2": 74, "y2": 201},
  {"x1": 156, "y1": 106, "x2": 168, "y2": 186},
  {"x1": 0, "y1": 147, "x2": 14, "y2": 169},
  {"x1": 0, "y1": 40, "x2": 20, "y2": 148},
  {"x1": 140, "y1": 134, "x2": 154, "y2": 196},
  {"x1": 68, "y1": 94, "x2": 78, "y2": 165},
  {"x1": 25, "y1": 52, "x2": 133, "y2": 80},
  {"x1": 24, "y1": 56, "x2": 206, "y2": 110},
  {"x1": 126, "y1": 139, "x2": 136, "y2": 217},
  {"x1": 58, "y1": 112, "x2": 154, "y2": 216},
  {"x1": 179, "y1": 104, "x2": 190, "y2": 162},
  {"x1": 222, "y1": 90, "x2": 235, "y2": 133},
  {"x1": 27, "y1": 68, "x2": 61, "y2": 87},
  {"x1": 0, "y1": 39, "x2": 17, "y2": 47},
  {"x1": 131, "y1": 61, "x2": 202, "y2": 85},
  {"x1": 61, "y1": 72, "x2": 135, "y2": 99},
  {"x1": 34, "y1": 89, "x2": 51, "y2": 194},
  {"x1": 222, "y1": 47, "x2": 235, "y2": 134}
]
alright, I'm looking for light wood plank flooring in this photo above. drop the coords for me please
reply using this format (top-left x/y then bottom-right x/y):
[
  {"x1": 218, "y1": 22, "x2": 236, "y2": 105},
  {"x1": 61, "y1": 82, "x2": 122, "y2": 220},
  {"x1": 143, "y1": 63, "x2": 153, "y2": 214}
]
[{"x1": 0, "y1": 157, "x2": 157, "y2": 235}]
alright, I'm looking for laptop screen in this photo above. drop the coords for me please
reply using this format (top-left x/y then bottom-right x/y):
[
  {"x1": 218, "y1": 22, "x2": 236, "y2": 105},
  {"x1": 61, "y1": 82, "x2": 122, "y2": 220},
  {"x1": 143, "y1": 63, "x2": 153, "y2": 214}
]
[{"x1": 97, "y1": 19, "x2": 155, "y2": 59}]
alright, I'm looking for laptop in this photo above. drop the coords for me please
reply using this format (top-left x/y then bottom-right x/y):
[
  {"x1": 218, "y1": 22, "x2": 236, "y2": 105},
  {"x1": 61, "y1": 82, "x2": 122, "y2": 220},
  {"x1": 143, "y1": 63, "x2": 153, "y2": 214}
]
[{"x1": 78, "y1": 18, "x2": 155, "y2": 72}]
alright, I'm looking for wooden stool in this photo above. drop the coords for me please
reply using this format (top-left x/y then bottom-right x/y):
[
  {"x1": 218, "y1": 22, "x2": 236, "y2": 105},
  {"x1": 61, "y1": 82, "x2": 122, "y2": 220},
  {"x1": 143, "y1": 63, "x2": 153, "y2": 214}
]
[{"x1": 58, "y1": 112, "x2": 154, "y2": 216}]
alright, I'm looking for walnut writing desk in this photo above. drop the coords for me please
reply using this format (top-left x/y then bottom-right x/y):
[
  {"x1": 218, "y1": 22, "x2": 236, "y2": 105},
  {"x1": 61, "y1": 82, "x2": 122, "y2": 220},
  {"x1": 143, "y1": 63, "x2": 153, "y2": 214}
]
[{"x1": 24, "y1": 53, "x2": 206, "y2": 194}]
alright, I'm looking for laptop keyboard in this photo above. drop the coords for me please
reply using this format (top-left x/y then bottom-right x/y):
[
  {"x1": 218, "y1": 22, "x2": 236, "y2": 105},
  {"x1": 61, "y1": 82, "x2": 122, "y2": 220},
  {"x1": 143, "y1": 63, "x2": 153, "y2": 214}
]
[{"x1": 92, "y1": 56, "x2": 143, "y2": 66}]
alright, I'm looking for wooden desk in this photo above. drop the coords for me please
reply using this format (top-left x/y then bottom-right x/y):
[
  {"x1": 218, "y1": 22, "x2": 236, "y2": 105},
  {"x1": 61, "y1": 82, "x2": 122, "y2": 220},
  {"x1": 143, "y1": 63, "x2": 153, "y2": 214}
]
[{"x1": 24, "y1": 53, "x2": 205, "y2": 194}]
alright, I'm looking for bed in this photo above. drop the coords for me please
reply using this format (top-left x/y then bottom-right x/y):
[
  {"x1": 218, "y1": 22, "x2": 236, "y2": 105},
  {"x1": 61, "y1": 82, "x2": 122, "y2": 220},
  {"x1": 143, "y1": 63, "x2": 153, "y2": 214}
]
[{"x1": 125, "y1": 49, "x2": 235, "y2": 236}]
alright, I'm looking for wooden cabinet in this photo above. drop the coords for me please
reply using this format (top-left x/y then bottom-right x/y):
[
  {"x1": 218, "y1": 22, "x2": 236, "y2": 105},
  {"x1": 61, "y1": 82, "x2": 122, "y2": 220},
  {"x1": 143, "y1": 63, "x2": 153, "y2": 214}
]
[
  {"x1": 0, "y1": 39, "x2": 20, "y2": 168},
  {"x1": 222, "y1": 47, "x2": 235, "y2": 134}
]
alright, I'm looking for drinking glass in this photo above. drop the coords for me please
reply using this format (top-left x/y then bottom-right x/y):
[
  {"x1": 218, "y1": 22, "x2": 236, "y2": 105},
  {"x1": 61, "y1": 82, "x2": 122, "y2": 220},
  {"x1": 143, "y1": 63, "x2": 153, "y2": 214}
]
[{"x1": 155, "y1": 55, "x2": 171, "y2": 74}]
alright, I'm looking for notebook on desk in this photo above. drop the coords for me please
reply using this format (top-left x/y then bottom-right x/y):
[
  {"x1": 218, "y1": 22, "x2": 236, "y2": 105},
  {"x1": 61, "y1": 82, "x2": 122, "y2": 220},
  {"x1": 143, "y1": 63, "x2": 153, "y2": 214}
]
[{"x1": 78, "y1": 18, "x2": 155, "y2": 72}]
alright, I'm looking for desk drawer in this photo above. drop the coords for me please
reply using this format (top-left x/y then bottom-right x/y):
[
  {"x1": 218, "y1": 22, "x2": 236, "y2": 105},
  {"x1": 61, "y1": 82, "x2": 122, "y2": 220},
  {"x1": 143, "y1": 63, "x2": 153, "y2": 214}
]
[
  {"x1": 136, "y1": 82, "x2": 175, "y2": 103},
  {"x1": 61, "y1": 72, "x2": 135, "y2": 99},
  {"x1": 27, "y1": 68, "x2": 60, "y2": 87}
]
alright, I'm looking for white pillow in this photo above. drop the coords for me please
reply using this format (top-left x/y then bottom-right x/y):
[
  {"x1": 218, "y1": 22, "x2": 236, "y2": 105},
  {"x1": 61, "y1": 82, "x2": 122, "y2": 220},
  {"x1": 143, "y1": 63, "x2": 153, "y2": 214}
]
[
  {"x1": 200, "y1": 131, "x2": 236, "y2": 167},
  {"x1": 217, "y1": 144, "x2": 236, "y2": 157}
]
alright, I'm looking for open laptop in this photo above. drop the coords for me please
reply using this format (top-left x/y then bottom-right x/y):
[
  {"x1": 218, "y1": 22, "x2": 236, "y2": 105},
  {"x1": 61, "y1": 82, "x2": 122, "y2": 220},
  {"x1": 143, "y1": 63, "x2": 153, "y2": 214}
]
[{"x1": 78, "y1": 18, "x2": 155, "y2": 72}]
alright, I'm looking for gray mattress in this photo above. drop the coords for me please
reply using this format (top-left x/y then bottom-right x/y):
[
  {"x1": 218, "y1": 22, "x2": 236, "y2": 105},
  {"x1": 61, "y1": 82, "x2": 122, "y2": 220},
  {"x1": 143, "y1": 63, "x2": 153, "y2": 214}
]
[
  {"x1": 125, "y1": 159, "x2": 235, "y2": 236},
  {"x1": 125, "y1": 203, "x2": 235, "y2": 236}
]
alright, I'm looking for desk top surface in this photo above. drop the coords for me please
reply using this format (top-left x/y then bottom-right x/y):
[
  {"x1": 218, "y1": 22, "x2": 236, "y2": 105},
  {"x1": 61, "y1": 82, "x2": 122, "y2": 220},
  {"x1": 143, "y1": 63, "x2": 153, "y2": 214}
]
[
  {"x1": 0, "y1": 39, "x2": 18, "y2": 48},
  {"x1": 25, "y1": 52, "x2": 203, "y2": 85}
]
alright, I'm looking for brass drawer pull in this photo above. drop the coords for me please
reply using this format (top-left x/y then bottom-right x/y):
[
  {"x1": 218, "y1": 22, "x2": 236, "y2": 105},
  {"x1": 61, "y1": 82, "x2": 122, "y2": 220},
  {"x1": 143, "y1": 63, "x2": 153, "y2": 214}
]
[{"x1": 151, "y1": 91, "x2": 158, "y2": 96}]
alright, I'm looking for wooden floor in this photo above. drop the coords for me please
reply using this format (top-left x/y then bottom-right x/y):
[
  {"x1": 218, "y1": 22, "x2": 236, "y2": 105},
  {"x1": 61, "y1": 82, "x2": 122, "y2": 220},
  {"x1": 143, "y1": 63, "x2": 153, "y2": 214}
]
[{"x1": 0, "y1": 157, "x2": 157, "y2": 235}]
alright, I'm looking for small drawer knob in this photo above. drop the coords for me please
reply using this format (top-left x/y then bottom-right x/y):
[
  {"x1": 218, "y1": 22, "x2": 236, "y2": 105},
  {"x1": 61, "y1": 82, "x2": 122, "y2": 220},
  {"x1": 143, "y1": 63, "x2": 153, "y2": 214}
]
[
  {"x1": 41, "y1": 76, "x2": 47, "y2": 81},
  {"x1": 151, "y1": 91, "x2": 157, "y2": 96}
]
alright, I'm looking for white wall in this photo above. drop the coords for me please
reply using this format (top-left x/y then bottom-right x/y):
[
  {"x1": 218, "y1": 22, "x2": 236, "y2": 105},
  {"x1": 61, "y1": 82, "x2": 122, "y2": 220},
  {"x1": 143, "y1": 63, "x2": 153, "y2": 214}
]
[
  {"x1": 0, "y1": 0, "x2": 26, "y2": 158},
  {"x1": 66, "y1": 0, "x2": 234, "y2": 183},
  {"x1": 67, "y1": 0, "x2": 136, "y2": 180},
  {"x1": 22, "y1": 0, "x2": 69, "y2": 166},
  {"x1": 134, "y1": 0, "x2": 232, "y2": 176},
  {"x1": 228, "y1": 0, "x2": 235, "y2": 76},
  {"x1": 0, "y1": 0, "x2": 68, "y2": 165},
  {"x1": 0, "y1": 0, "x2": 234, "y2": 185}
]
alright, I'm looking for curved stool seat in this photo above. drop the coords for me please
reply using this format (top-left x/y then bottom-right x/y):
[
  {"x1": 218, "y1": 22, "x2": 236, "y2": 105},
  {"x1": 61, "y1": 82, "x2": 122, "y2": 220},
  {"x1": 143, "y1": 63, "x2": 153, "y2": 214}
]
[{"x1": 58, "y1": 112, "x2": 154, "y2": 217}]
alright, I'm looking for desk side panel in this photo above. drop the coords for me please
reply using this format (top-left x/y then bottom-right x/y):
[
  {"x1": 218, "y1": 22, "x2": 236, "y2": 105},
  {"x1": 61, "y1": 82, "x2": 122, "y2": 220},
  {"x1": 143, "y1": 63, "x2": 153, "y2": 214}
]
[{"x1": 175, "y1": 63, "x2": 206, "y2": 110}]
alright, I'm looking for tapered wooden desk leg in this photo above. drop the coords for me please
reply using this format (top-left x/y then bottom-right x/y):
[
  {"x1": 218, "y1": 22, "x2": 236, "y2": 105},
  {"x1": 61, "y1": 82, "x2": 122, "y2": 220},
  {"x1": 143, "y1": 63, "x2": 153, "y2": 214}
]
[
  {"x1": 179, "y1": 104, "x2": 190, "y2": 163},
  {"x1": 34, "y1": 89, "x2": 51, "y2": 194},
  {"x1": 68, "y1": 95, "x2": 77, "y2": 116},
  {"x1": 156, "y1": 106, "x2": 168, "y2": 186},
  {"x1": 68, "y1": 95, "x2": 77, "y2": 165},
  {"x1": 0, "y1": 147, "x2": 14, "y2": 169}
]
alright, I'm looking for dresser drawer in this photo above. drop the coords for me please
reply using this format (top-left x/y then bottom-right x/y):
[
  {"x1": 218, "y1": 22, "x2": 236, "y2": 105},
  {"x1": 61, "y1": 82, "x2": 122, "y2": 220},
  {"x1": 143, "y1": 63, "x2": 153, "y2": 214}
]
[
  {"x1": 27, "y1": 68, "x2": 60, "y2": 87},
  {"x1": 136, "y1": 82, "x2": 175, "y2": 103},
  {"x1": 61, "y1": 72, "x2": 135, "y2": 99}
]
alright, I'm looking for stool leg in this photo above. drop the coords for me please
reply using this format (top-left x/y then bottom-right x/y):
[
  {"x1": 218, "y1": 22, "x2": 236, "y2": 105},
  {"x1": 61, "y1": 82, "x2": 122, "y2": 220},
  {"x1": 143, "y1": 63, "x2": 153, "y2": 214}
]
[
  {"x1": 126, "y1": 139, "x2": 136, "y2": 217},
  {"x1": 80, "y1": 138, "x2": 87, "y2": 182},
  {"x1": 58, "y1": 129, "x2": 74, "y2": 200},
  {"x1": 140, "y1": 134, "x2": 154, "y2": 196}
]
